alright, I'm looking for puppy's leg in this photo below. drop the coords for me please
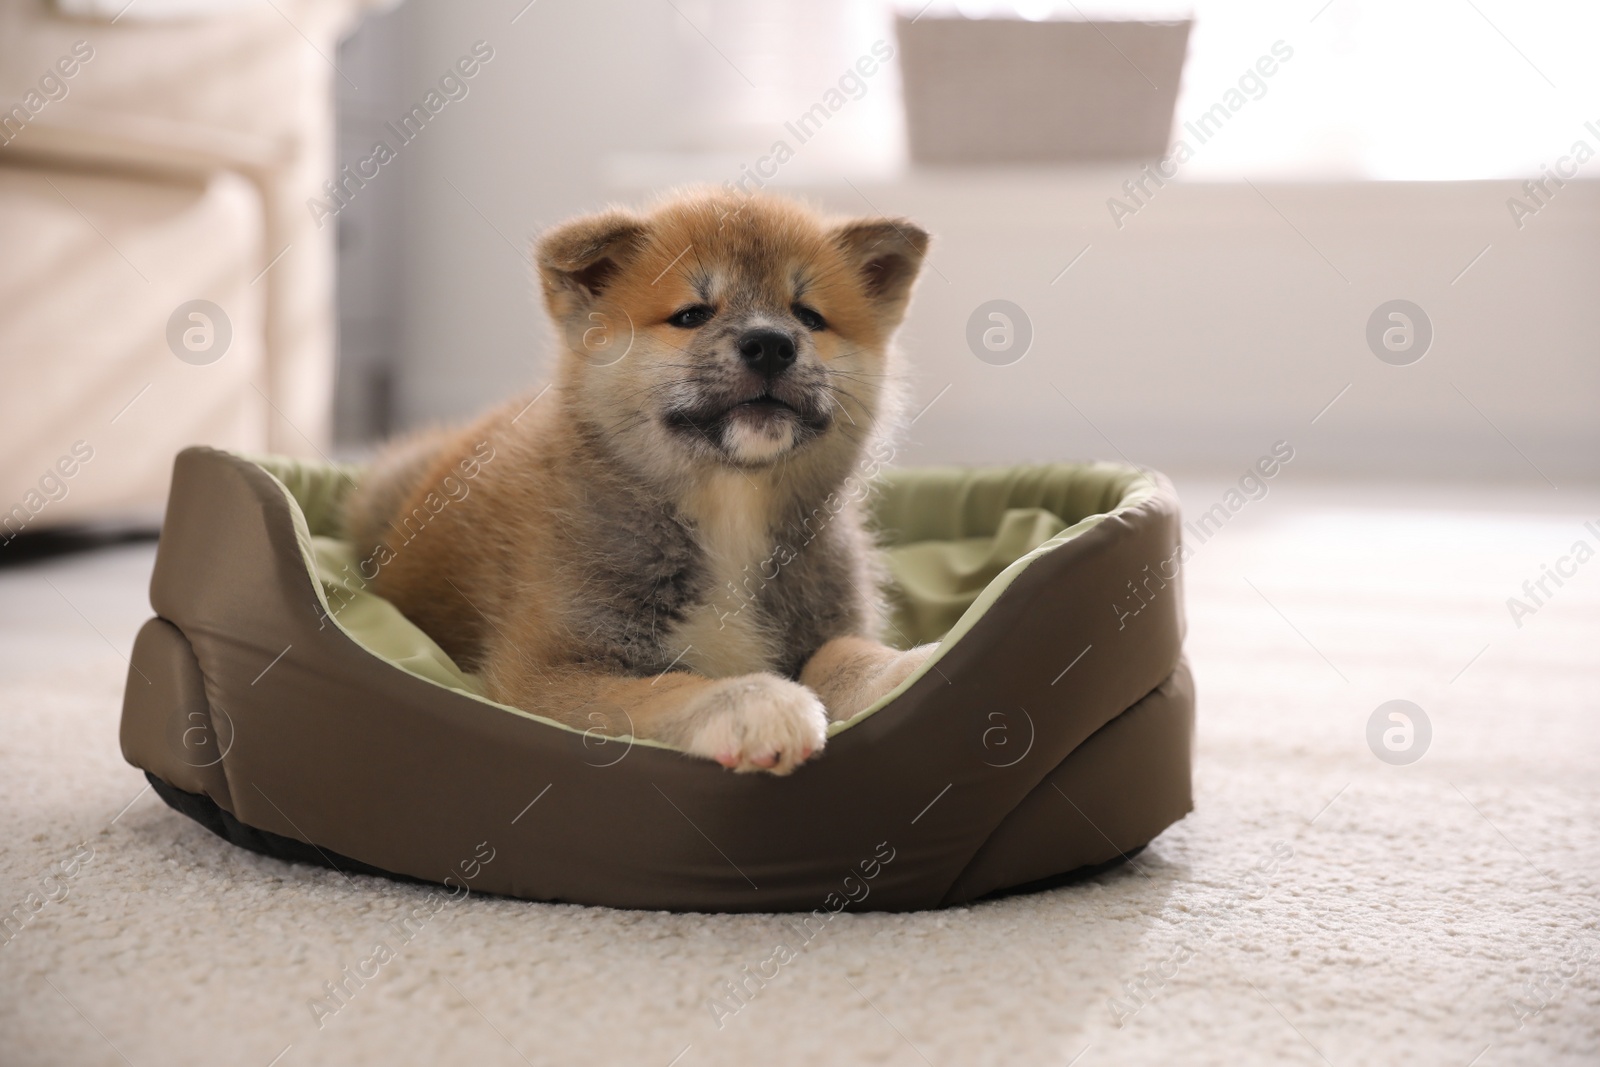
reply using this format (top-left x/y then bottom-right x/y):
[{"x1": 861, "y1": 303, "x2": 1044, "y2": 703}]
[
  {"x1": 485, "y1": 659, "x2": 828, "y2": 775},
  {"x1": 800, "y1": 636, "x2": 938, "y2": 723}
]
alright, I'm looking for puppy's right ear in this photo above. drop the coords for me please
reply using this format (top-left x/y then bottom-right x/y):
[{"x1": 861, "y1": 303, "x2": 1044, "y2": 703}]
[
  {"x1": 830, "y1": 218, "x2": 929, "y2": 330},
  {"x1": 535, "y1": 210, "x2": 648, "y2": 308}
]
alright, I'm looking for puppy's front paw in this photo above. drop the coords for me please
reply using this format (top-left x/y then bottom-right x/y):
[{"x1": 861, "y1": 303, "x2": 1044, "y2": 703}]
[{"x1": 679, "y1": 674, "x2": 827, "y2": 775}]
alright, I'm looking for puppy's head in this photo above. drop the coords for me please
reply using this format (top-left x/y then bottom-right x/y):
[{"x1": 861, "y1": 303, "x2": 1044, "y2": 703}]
[{"x1": 536, "y1": 190, "x2": 927, "y2": 475}]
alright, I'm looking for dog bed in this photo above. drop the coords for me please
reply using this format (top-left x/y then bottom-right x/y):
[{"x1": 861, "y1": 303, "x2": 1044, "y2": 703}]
[{"x1": 120, "y1": 446, "x2": 1194, "y2": 912}]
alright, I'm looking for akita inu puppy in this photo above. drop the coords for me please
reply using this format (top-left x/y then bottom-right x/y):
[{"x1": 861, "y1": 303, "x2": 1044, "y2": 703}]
[{"x1": 341, "y1": 189, "x2": 935, "y2": 774}]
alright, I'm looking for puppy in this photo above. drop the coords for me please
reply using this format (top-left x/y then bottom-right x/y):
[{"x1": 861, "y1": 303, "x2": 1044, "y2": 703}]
[{"x1": 340, "y1": 189, "x2": 934, "y2": 774}]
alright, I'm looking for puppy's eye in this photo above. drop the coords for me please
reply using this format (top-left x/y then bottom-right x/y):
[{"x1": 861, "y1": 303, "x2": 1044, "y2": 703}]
[
  {"x1": 667, "y1": 305, "x2": 714, "y2": 328},
  {"x1": 793, "y1": 304, "x2": 827, "y2": 332}
]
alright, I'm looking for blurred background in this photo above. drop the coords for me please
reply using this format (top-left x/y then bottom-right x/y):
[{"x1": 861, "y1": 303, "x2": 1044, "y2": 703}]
[{"x1": 2, "y1": 0, "x2": 1597, "y2": 537}]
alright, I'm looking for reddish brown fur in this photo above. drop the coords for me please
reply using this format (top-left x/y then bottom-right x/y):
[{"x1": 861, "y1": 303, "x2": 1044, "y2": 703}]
[{"x1": 341, "y1": 188, "x2": 935, "y2": 774}]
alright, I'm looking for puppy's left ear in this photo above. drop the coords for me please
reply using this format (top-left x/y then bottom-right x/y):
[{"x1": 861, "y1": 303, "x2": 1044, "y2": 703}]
[
  {"x1": 831, "y1": 218, "x2": 930, "y2": 326},
  {"x1": 535, "y1": 210, "x2": 649, "y2": 311}
]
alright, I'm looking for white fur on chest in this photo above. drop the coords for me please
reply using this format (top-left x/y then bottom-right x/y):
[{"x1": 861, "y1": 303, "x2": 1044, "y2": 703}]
[{"x1": 666, "y1": 475, "x2": 780, "y2": 679}]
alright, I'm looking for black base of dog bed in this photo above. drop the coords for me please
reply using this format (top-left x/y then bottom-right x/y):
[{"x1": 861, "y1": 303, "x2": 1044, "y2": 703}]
[
  {"x1": 148, "y1": 771, "x2": 1145, "y2": 906},
  {"x1": 147, "y1": 773, "x2": 428, "y2": 887}
]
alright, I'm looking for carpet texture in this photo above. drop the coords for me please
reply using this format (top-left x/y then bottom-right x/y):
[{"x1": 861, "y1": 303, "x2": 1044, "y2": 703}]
[{"x1": 1, "y1": 479, "x2": 1596, "y2": 1066}]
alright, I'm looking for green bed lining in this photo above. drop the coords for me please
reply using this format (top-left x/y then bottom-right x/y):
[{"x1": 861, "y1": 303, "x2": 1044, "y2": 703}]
[{"x1": 240, "y1": 452, "x2": 1155, "y2": 741}]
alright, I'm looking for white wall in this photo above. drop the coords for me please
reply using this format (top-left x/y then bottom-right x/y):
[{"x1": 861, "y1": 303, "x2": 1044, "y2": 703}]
[
  {"x1": 380, "y1": 0, "x2": 1600, "y2": 484},
  {"x1": 389, "y1": 0, "x2": 683, "y2": 424},
  {"x1": 753, "y1": 173, "x2": 1600, "y2": 484}
]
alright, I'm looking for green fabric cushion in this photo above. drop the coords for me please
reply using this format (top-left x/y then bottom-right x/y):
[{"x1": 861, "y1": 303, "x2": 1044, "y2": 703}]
[
  {"x1": 884, "y1": 507, "x2": 1068, "y2": 644},
  {"x1": 868, "y1": 462, "x2": 1153, "y2": 647},
  {"x1": 310, "y1": 537, "x2": 485, "y2": 695}
]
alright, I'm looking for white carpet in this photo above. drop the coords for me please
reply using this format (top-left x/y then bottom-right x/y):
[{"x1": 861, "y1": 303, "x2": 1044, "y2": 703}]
[{"x1": 2, "y1": 478, "x2": 1597, "y2": 1067}]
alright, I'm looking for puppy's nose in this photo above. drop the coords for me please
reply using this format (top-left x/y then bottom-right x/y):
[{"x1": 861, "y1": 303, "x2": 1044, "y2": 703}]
[{"x1": 737, "y1": 329, "x2": 797, "y2": 378}]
